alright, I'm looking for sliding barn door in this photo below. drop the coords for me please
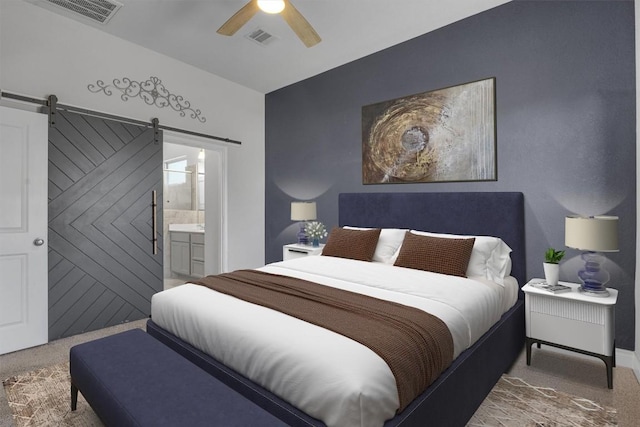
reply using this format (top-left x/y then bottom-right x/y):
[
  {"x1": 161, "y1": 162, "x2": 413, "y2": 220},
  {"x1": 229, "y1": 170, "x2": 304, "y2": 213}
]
[{"x1": 48, "y1": 111, "x2": 163, "y2": 340}]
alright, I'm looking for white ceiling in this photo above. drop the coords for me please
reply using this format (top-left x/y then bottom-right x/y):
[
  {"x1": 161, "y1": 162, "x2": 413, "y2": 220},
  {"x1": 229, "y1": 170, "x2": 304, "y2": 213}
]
[{"x1": 27, "y1": 0, "x2": 511, "y2": 94}]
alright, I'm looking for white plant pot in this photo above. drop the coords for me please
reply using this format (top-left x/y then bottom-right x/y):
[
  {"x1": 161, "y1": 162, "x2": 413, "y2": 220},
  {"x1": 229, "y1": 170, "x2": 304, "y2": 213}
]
[{"x1": 543, "y1": 262, "x2": 560, "y2": 286}]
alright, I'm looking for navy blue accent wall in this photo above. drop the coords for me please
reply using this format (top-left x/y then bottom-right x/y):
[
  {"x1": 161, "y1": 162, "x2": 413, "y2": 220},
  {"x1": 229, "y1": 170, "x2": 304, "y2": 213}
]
[{"x1": 265, "y1": 1, "x2": 636, "y2": 349}]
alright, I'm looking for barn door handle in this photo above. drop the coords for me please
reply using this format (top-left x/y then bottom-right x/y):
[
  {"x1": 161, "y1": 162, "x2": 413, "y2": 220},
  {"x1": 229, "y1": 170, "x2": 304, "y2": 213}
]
[{"x1": 152, "y1": 190, "x2": 158, "y2": 255}]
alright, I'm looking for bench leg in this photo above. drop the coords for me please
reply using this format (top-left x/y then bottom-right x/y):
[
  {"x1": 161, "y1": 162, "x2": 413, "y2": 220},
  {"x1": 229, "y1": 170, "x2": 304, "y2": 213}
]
[{"x1": 71, "y1": 382, "x2": 78, "y2": 411}]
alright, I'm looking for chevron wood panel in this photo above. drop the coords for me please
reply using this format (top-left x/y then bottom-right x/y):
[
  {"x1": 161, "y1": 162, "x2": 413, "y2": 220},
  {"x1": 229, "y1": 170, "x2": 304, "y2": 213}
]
[{"x1": 48, "y1": 111, "x2": 162, "y2": 340}]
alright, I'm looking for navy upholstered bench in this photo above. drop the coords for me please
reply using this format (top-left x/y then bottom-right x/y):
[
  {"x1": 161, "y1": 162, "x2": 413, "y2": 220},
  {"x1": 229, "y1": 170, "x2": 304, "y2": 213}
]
[{"x1": 69, "y1": 328, "x2": 287, "y2": 427}]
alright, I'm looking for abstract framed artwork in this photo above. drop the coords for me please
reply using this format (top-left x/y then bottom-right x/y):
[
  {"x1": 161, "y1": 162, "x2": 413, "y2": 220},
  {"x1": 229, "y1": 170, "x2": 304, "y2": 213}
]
[{"x1": 362, "y1": 77, "x2": 496, "y2": 184}]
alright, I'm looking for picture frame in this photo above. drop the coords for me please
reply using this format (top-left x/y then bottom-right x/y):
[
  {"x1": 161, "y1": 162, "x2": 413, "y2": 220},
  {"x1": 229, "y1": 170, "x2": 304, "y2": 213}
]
[{"x1": 362, "y1": 77, "x2": 496, "y2": 184}]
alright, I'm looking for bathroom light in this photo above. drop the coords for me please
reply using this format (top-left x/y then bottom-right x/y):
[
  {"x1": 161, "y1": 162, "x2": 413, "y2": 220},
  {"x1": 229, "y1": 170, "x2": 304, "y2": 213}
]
[{"x1": 258, "y1": 0, "x2": 285, "y2": 14}]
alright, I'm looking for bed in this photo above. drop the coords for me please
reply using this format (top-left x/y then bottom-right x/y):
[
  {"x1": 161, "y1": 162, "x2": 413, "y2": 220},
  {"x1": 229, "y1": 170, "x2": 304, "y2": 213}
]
[{"x1": 147, "y1": 191, "x2": 526, "y2": 427}]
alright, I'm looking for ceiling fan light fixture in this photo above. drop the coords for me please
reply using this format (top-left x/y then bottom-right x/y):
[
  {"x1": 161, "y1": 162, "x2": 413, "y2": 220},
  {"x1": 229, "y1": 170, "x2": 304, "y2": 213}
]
[
  {"x1": 257, "y1": 0, "x2": 285, "y2": 14},
  {"x1": 218, "y1": 0, "x2": 319, "y2": 47}
]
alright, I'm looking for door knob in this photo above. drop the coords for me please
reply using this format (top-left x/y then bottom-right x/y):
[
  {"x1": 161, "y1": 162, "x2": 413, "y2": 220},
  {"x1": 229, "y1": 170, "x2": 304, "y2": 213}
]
[{"x1": 33, "y1": 238, "x2": 45, "y2": 246}]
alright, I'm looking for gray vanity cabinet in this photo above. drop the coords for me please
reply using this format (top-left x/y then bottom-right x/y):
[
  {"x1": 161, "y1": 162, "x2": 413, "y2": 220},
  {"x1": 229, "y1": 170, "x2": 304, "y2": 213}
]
[
  {"x1": 170, "y1": 232, "x2": 191, "y2": 276},
  {"x1": 170, "y1": 231, "x2": 205, "y2": 278}
]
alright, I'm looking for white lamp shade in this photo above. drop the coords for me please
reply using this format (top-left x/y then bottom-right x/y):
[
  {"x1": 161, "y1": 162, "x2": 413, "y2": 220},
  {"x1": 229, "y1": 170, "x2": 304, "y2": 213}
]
[
  {"x1": 291, "y1": 201, "x2": 317, "y2": 221},
  {"x1": 565, "y1": 215, "x2": 619, "y2": 252}
]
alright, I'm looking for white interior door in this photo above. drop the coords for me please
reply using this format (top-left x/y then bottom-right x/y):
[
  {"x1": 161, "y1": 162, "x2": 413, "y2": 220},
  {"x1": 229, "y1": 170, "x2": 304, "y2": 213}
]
[{"x1": 0, "y1": 106, "x2": 48, "y2": 355}]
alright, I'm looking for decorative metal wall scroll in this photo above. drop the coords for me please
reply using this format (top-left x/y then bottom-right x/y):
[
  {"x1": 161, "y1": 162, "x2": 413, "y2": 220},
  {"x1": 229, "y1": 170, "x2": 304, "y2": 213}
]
[
  {"x1": 88, "y1": 76, "x2": 206, "y2": 123},
  {"x1": 362, "y1": 77, "x2": 496, "y2": 184}
]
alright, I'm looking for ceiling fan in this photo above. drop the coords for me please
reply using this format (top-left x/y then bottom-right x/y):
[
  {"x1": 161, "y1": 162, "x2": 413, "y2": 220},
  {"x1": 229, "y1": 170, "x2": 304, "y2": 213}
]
[{"x1": 217, "y1": 0, "x2": 321, "y2": 48}]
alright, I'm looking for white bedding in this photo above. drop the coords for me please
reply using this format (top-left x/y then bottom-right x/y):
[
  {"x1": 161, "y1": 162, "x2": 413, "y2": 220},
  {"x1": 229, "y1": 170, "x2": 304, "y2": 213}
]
[{"x1": 151, "y1": 256, "x2": 518, "y2": 427}]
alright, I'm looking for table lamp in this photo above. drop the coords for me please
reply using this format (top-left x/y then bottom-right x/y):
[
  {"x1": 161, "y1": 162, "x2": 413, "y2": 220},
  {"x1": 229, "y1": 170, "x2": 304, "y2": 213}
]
[
  {"x1": 565, "y1": 215, "x2": 619, "y2": 297},
  {"x1": 291, "y1": 201, "x2": 316, "y2": 245}
]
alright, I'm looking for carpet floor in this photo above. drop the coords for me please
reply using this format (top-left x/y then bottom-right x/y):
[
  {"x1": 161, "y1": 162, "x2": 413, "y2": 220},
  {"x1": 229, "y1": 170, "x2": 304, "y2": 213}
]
[
  {"x1": 0, "y1": 319, "x2": 638, "y2": 426},
  {"x1": 1, "y1": 362, "x2": 619, "y2": 427}
]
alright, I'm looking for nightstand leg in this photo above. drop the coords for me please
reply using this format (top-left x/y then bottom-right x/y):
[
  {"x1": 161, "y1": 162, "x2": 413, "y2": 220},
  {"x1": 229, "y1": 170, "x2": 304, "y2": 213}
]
[
  {"x1": 612, "y1": 341, "x2": 616, "y2": 367},
  {"x1": 605, "y1": 340, "x2": 616, "y2": 389},
  {"x1": 604, "y1": 356, "x2": 613, "y2": 389},
  {"x1": 526, "y1": 337, "x2": 533, "y2": 365}
]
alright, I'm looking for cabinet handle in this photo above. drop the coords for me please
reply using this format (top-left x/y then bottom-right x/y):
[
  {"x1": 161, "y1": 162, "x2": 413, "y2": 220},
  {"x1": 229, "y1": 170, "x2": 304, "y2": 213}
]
[{"x1": 152, "y1": 190, "x2": 158, "y2": 255}]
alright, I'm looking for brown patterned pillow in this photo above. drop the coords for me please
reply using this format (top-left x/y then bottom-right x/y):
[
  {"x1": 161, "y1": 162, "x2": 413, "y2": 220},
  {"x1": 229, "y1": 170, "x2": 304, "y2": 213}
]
[
  {"x1": 394, "y1": 232, "x2": 475, "y2": 277},
  {"x1": 322, "y1": 227, "x2": 381, "y2": 261}
]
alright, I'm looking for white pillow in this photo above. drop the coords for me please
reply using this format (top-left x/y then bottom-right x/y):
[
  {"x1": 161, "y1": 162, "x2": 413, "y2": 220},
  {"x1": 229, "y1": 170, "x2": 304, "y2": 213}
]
[
  {"x1": 344, "y1": 226, "x2": 407, "y2": 264},
  {"x1": 408, "y1": 230, "x2": 512, "y2": 284}
]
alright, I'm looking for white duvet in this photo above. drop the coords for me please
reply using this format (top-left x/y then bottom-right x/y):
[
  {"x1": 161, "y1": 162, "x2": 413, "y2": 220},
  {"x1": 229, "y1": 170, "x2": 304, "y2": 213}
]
[{"x1": 151, "y1": 256, "x2": 518, "y2": 427}]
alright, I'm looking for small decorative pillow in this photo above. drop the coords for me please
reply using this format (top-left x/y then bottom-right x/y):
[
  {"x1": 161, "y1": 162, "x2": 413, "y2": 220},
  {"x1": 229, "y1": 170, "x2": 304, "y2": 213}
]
[
  {"x1": 409, "y1": 230, "x2": 512, "y2": 283},
  {"x1": 344, "y1": 227, "x2": 406, "y2": 263},
  {"x1": 322, "y1": 227, "x2": 381, "y2": 261},
  {"x1": 394, "y1": 232, "x2": 475, "y2": 277}
]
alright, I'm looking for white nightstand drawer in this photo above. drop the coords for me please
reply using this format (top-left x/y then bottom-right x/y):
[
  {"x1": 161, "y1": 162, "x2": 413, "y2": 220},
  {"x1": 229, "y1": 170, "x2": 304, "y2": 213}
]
[
  {"x1": 524, "y1": 283, "x2": 616, "y2": 355},
  {"x1": 283, "y1": 243, "x2": 324, "y2": 261}
]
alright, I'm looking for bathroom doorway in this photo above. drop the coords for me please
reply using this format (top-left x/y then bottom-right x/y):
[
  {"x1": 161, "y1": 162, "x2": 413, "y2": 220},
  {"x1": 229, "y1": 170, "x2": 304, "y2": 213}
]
[{"x1": 162, "y1": 132, "x2": 227, "y2": 289}]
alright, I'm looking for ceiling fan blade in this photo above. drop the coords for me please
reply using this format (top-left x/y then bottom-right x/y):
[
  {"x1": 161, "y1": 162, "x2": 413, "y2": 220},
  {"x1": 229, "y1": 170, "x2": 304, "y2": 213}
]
[
  {"x1": 217, "y1": 0, "x2": 260, "y2": 36},
  {"x1": 281, "y1": 0, "x2": 321, "y2": 47}
]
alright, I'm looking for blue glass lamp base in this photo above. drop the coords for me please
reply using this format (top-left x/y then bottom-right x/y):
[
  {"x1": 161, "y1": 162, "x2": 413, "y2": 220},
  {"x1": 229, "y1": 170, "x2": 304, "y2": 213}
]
[
  {"x1": 577, "y1": 252, "x2": 610, "y2": 298},
  {"x1": 297, "y1": 222, "x2": 309, "y2": 245},
  {"x1": 578, "y1": 285, "x2": 610, "y2": 297}
]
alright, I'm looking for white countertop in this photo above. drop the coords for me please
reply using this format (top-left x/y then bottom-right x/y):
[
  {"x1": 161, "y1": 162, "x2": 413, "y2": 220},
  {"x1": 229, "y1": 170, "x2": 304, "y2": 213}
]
[
  {"x1": 522, "y1": 279, "x2": 618, "y2": 304},
  {"x1": 169, "y1": 224, "x2": 205, "y2": 233}
]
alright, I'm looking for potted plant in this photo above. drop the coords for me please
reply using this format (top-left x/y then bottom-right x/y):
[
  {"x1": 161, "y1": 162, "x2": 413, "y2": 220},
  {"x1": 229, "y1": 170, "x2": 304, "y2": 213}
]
[{"x1": 543, "y1": 248, "x2": 565, "y2": 286}]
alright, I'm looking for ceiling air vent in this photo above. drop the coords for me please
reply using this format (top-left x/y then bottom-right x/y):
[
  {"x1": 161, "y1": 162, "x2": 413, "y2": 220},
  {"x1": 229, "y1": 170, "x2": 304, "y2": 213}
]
[
  {"x1": 245, "y1": 28, "x2": 277, "y2": 46},
  {"x1": 44, "y1": 0, "x2": 123, "y2": 24}
]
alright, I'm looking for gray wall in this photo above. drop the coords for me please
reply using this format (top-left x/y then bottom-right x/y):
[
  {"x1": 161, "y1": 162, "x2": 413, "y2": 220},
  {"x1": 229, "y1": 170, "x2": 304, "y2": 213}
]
[{"x1": 265, "y1": 1, "x2": 636, "y2": 349}]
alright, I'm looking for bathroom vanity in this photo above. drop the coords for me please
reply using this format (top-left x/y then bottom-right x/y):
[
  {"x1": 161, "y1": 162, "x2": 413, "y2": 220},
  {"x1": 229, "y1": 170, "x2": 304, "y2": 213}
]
[{"x1": 169, "y1": 224, "x2": 205, "y2": 278}]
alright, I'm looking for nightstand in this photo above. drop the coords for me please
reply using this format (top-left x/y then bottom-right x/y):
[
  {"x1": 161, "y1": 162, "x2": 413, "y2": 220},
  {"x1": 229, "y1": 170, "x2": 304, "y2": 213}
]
[
  {"x1": 282, "y1": 243, "x2": 324, "y2": 261},
  {"x1": 523, "y1": 279, "x2": 618, "y2": 388}
]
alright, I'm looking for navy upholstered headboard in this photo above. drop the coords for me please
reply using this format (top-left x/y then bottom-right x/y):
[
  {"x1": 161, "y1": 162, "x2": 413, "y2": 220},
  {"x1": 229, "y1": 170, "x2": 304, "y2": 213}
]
[{"x1": 338, "y1": 192, "x2": 526, "y2": 288}]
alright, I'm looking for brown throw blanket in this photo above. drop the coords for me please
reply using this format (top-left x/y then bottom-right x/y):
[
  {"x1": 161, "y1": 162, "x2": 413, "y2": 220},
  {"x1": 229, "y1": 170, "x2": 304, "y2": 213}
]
[{"x1": 192, "y1": 270, "x2": 453, "y2": 412}]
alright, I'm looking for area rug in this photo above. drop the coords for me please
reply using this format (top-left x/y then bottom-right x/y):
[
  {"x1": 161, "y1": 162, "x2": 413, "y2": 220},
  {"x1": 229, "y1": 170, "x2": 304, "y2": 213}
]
[
  {"x1": 468, "y1": 376, "x2": 617, "y2": 426},
  {"x1": 2, "y1": 363, "x2": 101, "y2": 426},
  {"x1": 3, "y1": 365, "x2": 617, "y2": 427}
]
